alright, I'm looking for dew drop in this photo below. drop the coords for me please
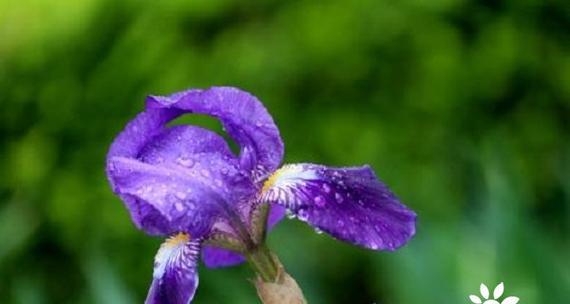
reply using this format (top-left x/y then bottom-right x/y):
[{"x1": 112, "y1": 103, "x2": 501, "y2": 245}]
[
  {"x1": 177, "y1": 156, "x2": 194, "y2": 167},
  {"x1": 314, "y1": 228, "x2": 323, "y2": 234},
  {"x1": 323, "y1": 184, "x2": 331, "y2": 193},
  {"x1": 200, "y1": 169, "x2": 210, "y2": 177},
  {"x1": 214, "y1": 179, "x2": 223, "y2": 187},
  {"x1": 175, "y1": 192, "x2": 187, "y2": 200},
  {"x1": 335, "y1": 193, "x2": 344, "y2": 204},
  {"x1": 314, "y1": 196, "x2": 326, "y2": 207},
  {"x1": 297, "y1": 209, "x2": 309, "y2": 221},
  {"x1": 175, "y1": 202, "x2": 185, "y2": 212},
  {"x1": 286, "y1": 210, "x2": 296, "y2": 219}
]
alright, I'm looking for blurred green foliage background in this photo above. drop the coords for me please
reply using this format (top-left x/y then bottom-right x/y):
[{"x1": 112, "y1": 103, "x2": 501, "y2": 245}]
[{"x1": 0, "y1": 0, "x2": 568, "y2": 303}]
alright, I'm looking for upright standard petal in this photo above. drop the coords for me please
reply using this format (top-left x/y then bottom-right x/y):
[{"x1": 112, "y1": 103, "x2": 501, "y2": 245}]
[
  {"x1": 258, "y1": 164, "x2": 417, "y2": 251},
  {"x1": 146, "y1": 233, "x2": 200, "y2": 304},
  {"x1": 146, "y1": 87, "x2": 284, "y2": 178},
  {"x1": 107, "y1": 107, "x2": 252, "y2": 236}
]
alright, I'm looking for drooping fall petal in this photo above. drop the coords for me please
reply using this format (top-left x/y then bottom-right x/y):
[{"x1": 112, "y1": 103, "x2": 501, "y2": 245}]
[
  {"x1": 259, "y1": 164, "x2": 416, "y2": 251},
  {"x1": 146, "y1": 234, "x2": 200, "y2": 304}
]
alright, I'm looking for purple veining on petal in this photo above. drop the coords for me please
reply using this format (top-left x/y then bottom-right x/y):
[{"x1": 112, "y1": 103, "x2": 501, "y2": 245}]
[
  {"x1": 258, "y1": 164, "x2": 417, "y2": 251},
  {"x1": 146, "y1": 87, "x2": 284, "y2": 178},
  {"x1": 146, "y1": 235, "x2": 200, "y2": 304}
]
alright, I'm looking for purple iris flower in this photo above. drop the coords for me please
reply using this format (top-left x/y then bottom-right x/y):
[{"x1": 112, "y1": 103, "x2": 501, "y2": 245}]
[{"x1": 106, "y1": 87, "x2": 416, "y2": 303}]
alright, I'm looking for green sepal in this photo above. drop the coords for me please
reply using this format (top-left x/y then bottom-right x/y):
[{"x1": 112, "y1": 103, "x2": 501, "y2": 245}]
[
  {"x1": 203, "y1": 231, "x2": 247, "y2": 253},
  {"x1": 250, "y1": 202, "x2": 270, "y2": 244}
]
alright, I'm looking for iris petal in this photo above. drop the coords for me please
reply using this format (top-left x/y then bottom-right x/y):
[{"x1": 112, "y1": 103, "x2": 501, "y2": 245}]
[
  {"x1": 146, "y1": 234, "x2": 200, "y2": 304},
  {"x1": 258, "y1": 164, "x2": 417, "y2": 251},
  {"x1": 107, "y1": 107, "x2": 253, "y2": 237},
  {"x1": 108, "y1": 156, "x2": 230, "y2": 237},
  {"x1": 146, "y1": 87, "x2": 284, "y2": 178},
  {"x1": 267, "y1": 203, "x2": 286, "y2": 228},
  {"x1": 201, "y1": 246, "x2": 245, "y2": 268}
]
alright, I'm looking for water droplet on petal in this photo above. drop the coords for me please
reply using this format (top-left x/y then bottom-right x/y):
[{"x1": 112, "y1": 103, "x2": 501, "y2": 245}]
[
  {"x1": 177, "y1": 156, "x2": 194, "y2": 167},
  {"x1": 200, "y1": 169, "x2": 210, "y2": 177},
  {"x1": 314, "y1": 196, "x2": 326, "y2": 207},
  {"x1": 175, "y1": 202, "x2": 185, "y2": 212},
  {"x1": 323, "y1": 184, "x2": 331, "y2": 193},
  {"x1": 297, "y1": 209, "x2": 309, "y2": 221},
  {"x1": 335, "y1": 193, "x2": 344, "y2": 204},
  {"x1": 175, "y1": 192, "x2": 187, "y2": 200},
  {"x1": 314, "y1": 228, "x2": 323, "y2": 234},
  {"x1": 286, "y1": 210, "x2": 296, "y2": 219}
]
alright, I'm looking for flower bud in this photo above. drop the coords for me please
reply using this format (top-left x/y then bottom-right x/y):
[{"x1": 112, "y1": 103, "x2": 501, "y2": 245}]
[{"x1": 255, "y1": 268, "x2": 307, "y2": 304}]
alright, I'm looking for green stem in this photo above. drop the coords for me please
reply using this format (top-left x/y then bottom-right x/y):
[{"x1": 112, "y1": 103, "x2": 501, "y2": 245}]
[{"x1": 246, "y1": 244, "x2": 280, "y2": 282}]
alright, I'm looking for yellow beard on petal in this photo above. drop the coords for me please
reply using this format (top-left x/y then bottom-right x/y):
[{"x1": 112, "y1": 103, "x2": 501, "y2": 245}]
[
  {"x1": 164, "y1": 232, "x2": 190, "y2": 248},
  {"x1": 262, "y1": 172, "x2": 279, "y2": 194},
  {"x1": 261, "y1": 164, "x2": 317, "y2": 194},
  {"x1": 261, "y1": 165, "x2": 291, "y2": 194}
]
